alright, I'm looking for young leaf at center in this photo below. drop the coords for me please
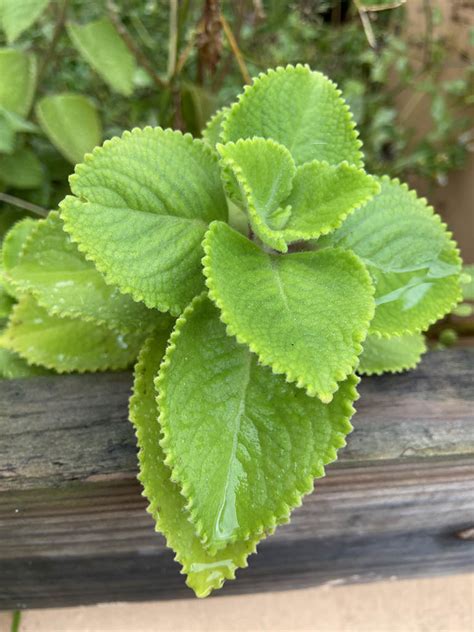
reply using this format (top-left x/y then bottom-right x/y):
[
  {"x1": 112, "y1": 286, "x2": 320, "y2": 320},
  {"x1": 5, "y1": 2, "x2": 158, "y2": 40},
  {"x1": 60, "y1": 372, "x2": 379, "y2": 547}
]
[
  {"x1": 203, "y1": 221, "x2": 374, "y2": 402},
  {"x1": 158, "y1": 294, "x2": 358, "y2": 553}
]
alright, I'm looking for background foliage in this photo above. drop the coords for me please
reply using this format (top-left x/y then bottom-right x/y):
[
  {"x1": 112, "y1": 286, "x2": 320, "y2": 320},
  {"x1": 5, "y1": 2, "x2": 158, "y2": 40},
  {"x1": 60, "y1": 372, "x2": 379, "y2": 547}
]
[{"x1": 0, "y1": 1, "x2": 473, "y2": 219}]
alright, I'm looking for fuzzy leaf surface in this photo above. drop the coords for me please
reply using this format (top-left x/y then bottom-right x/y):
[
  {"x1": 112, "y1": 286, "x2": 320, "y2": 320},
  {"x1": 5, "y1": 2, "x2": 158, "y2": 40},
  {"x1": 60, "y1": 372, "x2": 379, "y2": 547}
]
[
  {"x1": 36, "y1": 93, "x2": 102, "y2": 164},
  {"x1": 218, "y1": 138, "x2": 379, "y2": 251},
  {"x1": 9, "y1": 211, "x2": 161, "y2": 332},
  {"x1": 130, "y1": 331, "x2": 259, "y2": 597},
  {"x1": 218, "y1": 138, "x2": 295, "y2": 251},
  {"x1": 60, "y1": 128, "x2": 228, "y2": 314},
  {"x1": 202, "y1": 107, "x2": 228, "y2": 148},
  {"x1": 2, "y1": 217, "x2": 37, "y2": 297},
  {"x1": 0, "y1": 346, "x2": 52, "y2": 378},
  {"x1": 67, "y1": 18, "x2": 136, "y2": 96},
  {"x1": 358, "y1": 332, "x2": 426, "y2": 375},
  {"x1": 0, "y1": 48, "x2": 36, "y2": 115},
  {"x1": 0, "y1": 0, "x2": 49, "y2": 43},
  {"x1": 204, "y1": 222, "x2": 374, "y2": 401},
  {"x1": 0, "y1": 295, "x2": 146, "y2": 373},
  {"x1": 319, "y1": 177, "x2": 462, "y2": 336},
  {"x1": 221, "y1": 65, "x2": 363, "y2": 167},
  {"x1": 158, "y1": 295, "x2": 357, "y2": 552}
]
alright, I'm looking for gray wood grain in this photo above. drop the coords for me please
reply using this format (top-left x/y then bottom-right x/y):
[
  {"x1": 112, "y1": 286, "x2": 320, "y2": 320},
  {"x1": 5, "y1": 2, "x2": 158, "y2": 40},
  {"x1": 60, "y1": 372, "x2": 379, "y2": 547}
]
[{"x1": 0, "y1": 348, "x2": 473, "y2": 608}]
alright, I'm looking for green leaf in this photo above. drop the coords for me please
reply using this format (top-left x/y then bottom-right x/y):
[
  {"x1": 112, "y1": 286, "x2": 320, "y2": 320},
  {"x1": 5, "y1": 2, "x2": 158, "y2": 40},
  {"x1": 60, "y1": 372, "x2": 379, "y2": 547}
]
[
  {"x1": 0, "y1": 0, "x2": 49, "y2": 42},
  {"x1": 358, "y1": 332, "x2": 426, "y2": 376},
  {"x1": 221, "y1": 65, "x2": 363, "y2": 167},
  {"x1": 67, "y1": 18, "x2": 136, "y2": 96},
  {"x1": 203, "y1": 222, "x2": 374, "y2": 402},
  {"x1": 0, "y1": 48, "x2": 36, "y2": 116},
  {"x1": 461, "y1": 264, "x2": 474, "y2": 301},
  {"x1": 218, "y1": 138, "x2": 295, "y2": 252},
  {"x1": 60, "y1": 127, "x2": 228, "y2": 315},
  {"x1": 0, "y1": 148, "x2": 43, "y2": 188},
  {"x1": 8, "y1": 211, "x2": 163, "y2": 333},
  {"x1": 0, "y1": 279, "x2": 13, "y2": 317},
  {"x1": 319, "y1": 177, "x2": 462, "y2": 336},
  {"x1": 0, "y1": 294, "x2": 147, "y2": 373},
  {"x1": 130, "y1": 330, "x2": 260, "y2": 597},
  {"x1": 218, "y1": 138, "x2": 380, "y2": 252},
  {"x1": 2, "y1": 217, "x2": 37, "y2": 297},
  {"x1": 0, "y1": 345, "x2": 52, "y2": 378},
  {"x1": 202, "y1": 106, "x2": 229, "y2": 148},
  {"x1": 158, "y1": 294, "x2": 357, "y2": 552},
  {"x1": 36, "y1": 93, "x2": 102, "y2": 164}
]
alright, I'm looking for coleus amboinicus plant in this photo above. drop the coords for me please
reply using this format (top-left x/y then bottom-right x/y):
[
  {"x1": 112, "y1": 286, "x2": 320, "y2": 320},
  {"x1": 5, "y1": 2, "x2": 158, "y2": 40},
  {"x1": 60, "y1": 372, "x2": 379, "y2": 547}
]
[{"x1": 0, "y1": 65, "x2": 463, "y2": 596}]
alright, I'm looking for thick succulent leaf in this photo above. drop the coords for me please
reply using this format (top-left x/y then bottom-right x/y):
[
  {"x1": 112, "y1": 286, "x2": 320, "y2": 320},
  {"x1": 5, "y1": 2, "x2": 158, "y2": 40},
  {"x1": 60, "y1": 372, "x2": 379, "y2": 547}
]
[
  {"x1": 2, "y1": 217, "x2": 37, "y2": 297},
  {"x1": 358, "y1": 332, "x2": 426, "y2": 376},
  {"x1": 0, "y1": 148, "x2": 43, "y2": 189},
  {"x1": 67, "y1": 18, "x2": 136, "y2": 96},
  {"x1": 0, "y1": 0, "x2": 49, "y2": 43},
  {"x1": 60, "y1": 127, "x2": 228, "y2": 314},
  {"x1": 0, "y1": 295, "x2": 146, "y2": 373},
  {"x1": 0, "y1": 48, "x2": 36, "y2": 116},
  {"x1": 158, "y1": 294, "x2": 357, "y2": 552},
  {"x1": 8, "y1": 211, "x2": 162, "y2": 332},
  {"x1": 202, "y1": 106, "x2": 229, "y2": 148},
  {"x1": 218, "y1": 138, "x2": 295, "y2": 251},
  {"x1": 319, "y1": 177, "x2": 462, "y2": 336},
  {"x1": 0, "y1": 345, "x2": 51, "y2": 378},
  {"x1": 36, "y1": 93, "x2": 102, "y2": 164},
  {"x1": 203, "y1": 222, "x2": 374, "y2": 402},
  {"x1": 221, "y1": 65, "x2": 363, "y2": 167},
  {"x1": 130, "y1": 331, "x2": 259, "y2": 597}
]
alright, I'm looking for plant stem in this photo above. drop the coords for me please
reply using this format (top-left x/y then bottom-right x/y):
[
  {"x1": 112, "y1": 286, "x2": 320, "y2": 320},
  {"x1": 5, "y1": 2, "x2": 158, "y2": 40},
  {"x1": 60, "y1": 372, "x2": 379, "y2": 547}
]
[
  {"x1": 0, "y1": 193, "x2": 48, "y2": 218},
  {"x1": 106, "y1": 0, "x2": 166, "y2": 90},
  {"x1": 353, "y1": 0, "x2": 377, "y2": 48},
  {"x1": 167, "y1": 0, "x2": 179, "y2": 79},
  {"x1": 37, "y1": 0, "x2": 68, "y2": 84},
  {"x1": 220, "y1": 13, "x2": 251, "y2": 84},
  {"x1": 10, "y1": 611, "x2": 21, "y2": 632}
]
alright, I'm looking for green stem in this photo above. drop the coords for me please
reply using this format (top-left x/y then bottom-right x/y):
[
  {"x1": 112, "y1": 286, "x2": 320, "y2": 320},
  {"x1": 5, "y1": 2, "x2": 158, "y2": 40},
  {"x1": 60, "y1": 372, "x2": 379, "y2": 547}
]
[{"x1": 0, "y1": 192, "x2": 48, "y2": 217}]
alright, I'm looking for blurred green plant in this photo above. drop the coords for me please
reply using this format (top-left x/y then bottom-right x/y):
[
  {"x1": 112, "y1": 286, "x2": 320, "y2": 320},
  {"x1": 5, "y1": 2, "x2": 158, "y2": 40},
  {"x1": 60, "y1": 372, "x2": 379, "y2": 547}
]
[{"x1": 0, "y1": 0, "x2": 473, "y2": 221}]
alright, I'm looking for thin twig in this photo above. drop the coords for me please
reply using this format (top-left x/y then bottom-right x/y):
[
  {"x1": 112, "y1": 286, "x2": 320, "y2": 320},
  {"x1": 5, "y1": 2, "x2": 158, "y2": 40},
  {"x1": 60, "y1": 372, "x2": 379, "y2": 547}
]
[
  {"x1": 361, "y1": 1, "x2": 406, "y2": 11},
  {"x1": 167, "y1": 0, "x2": 179, "y2": 79},
  {"x1": 220, "y1": 13, "x2": 251, "y2": 84},
  {"x1": 0, "y1": 193, "x2": 48, "y2": 218},
  {"x1": 37, "y1": 0, "x2": 68, "y2": 83},
  {"x1": 353, "y1": 0, "x2": 377, "y2": 48},
  {"x1": 106, "y1": 0, "x2": 166, "y2": 89}
]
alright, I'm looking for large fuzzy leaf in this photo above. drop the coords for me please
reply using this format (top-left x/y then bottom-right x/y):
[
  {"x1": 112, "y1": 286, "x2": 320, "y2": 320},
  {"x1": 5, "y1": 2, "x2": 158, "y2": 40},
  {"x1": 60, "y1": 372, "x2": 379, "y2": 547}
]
[
  {"x1": 0, "y1": 48, "x2": 36, "y2": 116},
  {"x1": 0, "y1": 295, "x2": 146, "y2": 373},
  {"x1": 8, "y1": 211, "x2": 161, "y2": 333},
  {"x1": 203, "y1": 221, "x2": 374, "y2": 402},
  {"x1": 60, "y1": 127, "x2": 228, "y2": 315},
  {"x1": 67, "y1": 18, "x2": 136, "y2": 96},
  {"x1": 0, "y1": 0, "x2": 49, "y2": 43},
  {"x1": 202, "y1": 107, "x2": 229, "y2": 148},
  {"x1": 158, "y1": 294, "x2": 357, "y2": 552},
  {"x1": 218, "y1": 138, "x2": 379, "y2": 252},
  {"x1": 221, "y1": 65, "x2": 363, "y2": 167},
  {"x1": 319, "y1": 177, "x2": 462, "y2": 336},
  {"x1": 36, "y1": 93, "x2": 102, "y2": 164},
  {"x1": 130, "y1": 330, "x2": 260, "y2": 597},
  {"x1": 358, "y1": 332, "x2": 426, "y2": 376}
]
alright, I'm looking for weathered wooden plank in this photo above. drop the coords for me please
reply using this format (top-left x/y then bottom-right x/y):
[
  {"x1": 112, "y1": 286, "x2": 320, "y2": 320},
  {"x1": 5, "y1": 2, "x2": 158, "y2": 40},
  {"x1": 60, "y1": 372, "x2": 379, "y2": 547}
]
[
  {"x1": 0, "y1": 348, "x2": 473, "y2": 608},
  {"x1": 1, "y1": 348, "x2": 473, "y2": 491}
]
